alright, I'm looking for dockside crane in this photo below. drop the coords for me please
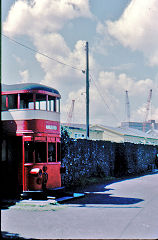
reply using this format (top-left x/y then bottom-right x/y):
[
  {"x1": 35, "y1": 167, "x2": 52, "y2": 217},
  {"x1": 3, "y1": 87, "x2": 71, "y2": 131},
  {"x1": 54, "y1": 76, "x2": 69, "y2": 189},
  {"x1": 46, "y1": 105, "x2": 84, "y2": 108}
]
[
  {"x1": 125, "y1": 90, "x2": 130, "y2": 124},
  {"x1": 143, "y1": 89, "x2": 152, "y2": 132}
]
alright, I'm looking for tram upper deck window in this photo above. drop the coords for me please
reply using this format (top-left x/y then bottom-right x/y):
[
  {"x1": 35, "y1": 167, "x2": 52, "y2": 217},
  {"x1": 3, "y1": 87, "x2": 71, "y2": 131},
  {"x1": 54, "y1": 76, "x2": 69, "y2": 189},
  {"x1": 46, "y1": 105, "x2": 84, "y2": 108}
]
[
  {"x1": 36, "y1": 94, "x2": 46, "y2": 110},
  {"x1": 48, "y1": 96, "x2": 55, "y2": 111},
  {"x1": 56, "y1": 99, "x2": 60, "y2": 112},
  {"x1": 20, "y1": 93, "x2": 34, "y2": 109},
  {"x1": 8, "y1": 94, "x2": 18, "y2": 109},
  {"x1": 1, "y1": 95, "x2": 7, "y2": 111}
]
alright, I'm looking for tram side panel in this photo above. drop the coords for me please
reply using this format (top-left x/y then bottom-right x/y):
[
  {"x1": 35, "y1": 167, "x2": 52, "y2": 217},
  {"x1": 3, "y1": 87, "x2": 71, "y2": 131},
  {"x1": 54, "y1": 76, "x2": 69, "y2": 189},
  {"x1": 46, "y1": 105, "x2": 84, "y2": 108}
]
[{"x1": 24, "y1": 163, "x2": 61, "y2": 191}]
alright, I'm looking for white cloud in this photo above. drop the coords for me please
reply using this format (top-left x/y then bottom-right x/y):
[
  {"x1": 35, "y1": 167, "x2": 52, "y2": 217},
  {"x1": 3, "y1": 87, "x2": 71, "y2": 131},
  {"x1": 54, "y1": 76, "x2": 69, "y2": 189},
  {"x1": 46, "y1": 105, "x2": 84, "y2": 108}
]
[
  {"x1": 13, "y1": 55, "x2": 25, "y2": 66},
  {"x1": 3, "y1": 0, "x2": 157, "y2": 126},
  {"x1": 109, "y1": 63, "x2": 134, "y2": 71},
  {"x1": 34, "y1": 36, "x2": 96, "y2": 97},
  {"x1": 106, "y1": 0, "x2": 158, "y2": 66},
  {"x1": 61, "y1": 87, "x2": 86, "y2": 124},
  {"x1": 152, "y1": 107, "x2": 158, "y2": 121},
  {"x1": 3, "y1": 0, "x2": 92, "y2": 36},
  {"x1": 3, "y1": 0, "x2": 94, "y2": 97},
  {"x1": 98, "y1": 71, "x2": 155, "y2": 97},
  {"x1": 19, "y1": 69, "x2": 29, "y2": 82},
  {"x1": 91, "y1": 38, "x2": 108, "y2": 56},
  {"x1": 134, "y1": 105, "x2": 158, "y2": 122},
  {"x1": 99, "y1": 71, "x2": 158, "y2": 123},
  {"x1": 96, "y1": 22, "x2": 114, "y2": 46},
  {"x1": 65, "y1": 71, "x2": 156, "y2": 125},
  {"x1": 91, "y1": 22, "x2": 115, "y2": 56}
]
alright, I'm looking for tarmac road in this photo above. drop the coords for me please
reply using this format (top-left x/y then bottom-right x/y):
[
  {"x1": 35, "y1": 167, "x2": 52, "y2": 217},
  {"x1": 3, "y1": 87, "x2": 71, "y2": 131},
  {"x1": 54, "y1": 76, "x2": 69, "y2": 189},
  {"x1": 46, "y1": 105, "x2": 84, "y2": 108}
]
[{"x1": 1, "y1": 172, "x2": 158, "y2": 239}]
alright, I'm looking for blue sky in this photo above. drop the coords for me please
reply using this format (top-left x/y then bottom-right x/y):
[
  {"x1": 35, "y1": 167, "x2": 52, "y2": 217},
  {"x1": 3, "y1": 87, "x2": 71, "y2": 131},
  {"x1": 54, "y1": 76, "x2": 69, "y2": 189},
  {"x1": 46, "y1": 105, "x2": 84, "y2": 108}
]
[{"x1": 2, "y1": 0, "x2": 158, "y2": 126}]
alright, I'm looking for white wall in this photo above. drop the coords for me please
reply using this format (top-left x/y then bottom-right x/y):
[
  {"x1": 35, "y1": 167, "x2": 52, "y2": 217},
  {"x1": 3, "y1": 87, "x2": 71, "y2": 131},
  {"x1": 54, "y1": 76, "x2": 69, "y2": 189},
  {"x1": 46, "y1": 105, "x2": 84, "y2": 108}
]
[{"x1": 2, "y1": 109, "x2": 60, "y2": 122}]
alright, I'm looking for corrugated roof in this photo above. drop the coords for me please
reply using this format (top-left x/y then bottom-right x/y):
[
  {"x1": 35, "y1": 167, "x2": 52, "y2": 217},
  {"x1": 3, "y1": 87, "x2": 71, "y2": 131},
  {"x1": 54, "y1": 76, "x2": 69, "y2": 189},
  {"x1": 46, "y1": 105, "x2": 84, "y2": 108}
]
[
  {"x1": 91, "y1": 124, "x2": 158, "y2": 140},
  {"x1": 147, "y1": 129, "x2": 158, "y2": 138},
  {"x1": 62, "y1": 123, "x2": 104, "y2": 132},
  {"x1": 62, "y1": 123, "x2": 86, "y2": 129}
]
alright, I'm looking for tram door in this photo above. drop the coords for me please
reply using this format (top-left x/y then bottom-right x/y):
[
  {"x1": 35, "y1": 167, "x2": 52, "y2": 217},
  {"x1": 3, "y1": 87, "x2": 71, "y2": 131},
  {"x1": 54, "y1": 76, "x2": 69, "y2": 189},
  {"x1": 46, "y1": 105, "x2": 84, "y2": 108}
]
[{"x1": 1, "y1": 136, "x2": 22, "y2": 198}]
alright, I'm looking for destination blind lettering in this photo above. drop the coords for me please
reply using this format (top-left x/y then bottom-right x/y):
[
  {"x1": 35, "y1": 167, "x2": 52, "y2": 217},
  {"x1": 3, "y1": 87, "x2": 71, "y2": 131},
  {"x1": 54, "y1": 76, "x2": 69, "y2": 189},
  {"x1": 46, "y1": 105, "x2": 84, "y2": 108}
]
[{"x1": 46, "y1": 125, "x2": 57, "y2": 130}]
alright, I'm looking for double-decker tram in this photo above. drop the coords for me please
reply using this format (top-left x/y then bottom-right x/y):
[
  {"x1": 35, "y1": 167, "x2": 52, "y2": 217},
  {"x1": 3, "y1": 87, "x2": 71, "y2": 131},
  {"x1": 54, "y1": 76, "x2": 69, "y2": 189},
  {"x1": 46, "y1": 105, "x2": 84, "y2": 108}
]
[{"x1": 2, "y1": 83, "x2": 61, "y2": 196}]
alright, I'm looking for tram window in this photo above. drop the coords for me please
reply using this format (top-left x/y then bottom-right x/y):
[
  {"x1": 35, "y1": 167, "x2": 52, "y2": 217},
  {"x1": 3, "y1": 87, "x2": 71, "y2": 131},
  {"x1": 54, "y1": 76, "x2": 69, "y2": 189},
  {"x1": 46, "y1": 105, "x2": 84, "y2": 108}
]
[
  {"x1": 35, "y1": 142, "x2": 46, "y2": 163},
  {"x1": 35, "y1": 101, "x2": 40, "y2": 109},
  {"x1": 36, "y1": 94, "x2": 46, "y2": 110},
  {"x1": 20, "y1": 93, "x2": 34, "y2": 109},
  {"x1": 48, "y1": 143, "x2": 56, "y2": 162},
  {"x1": 1, "y1": 95, "x2": 7, "y2": 111},
  {"x1": 8, "y1": 94, "x2": 18, "y2": 109},
  {"x1": 56, "y1": 99, "x2": 60, "y2": 112},
  {"x1": 57, "y1": 142, "x2": 61, "y2": 162},
  {"x1": 48, "y1": 96, "x2": 55, "y2": 111},
  {"x1": 24, "y1": 142, "x2": 34, "y2": 163}
]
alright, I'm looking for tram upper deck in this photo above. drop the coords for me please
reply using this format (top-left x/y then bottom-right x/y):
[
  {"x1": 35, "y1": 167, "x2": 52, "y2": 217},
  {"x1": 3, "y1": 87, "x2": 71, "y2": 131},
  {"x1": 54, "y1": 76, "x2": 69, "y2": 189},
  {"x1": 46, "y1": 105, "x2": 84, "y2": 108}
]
[{"x1": 2, "y1": 83, "x2": 61, "y2": 136}]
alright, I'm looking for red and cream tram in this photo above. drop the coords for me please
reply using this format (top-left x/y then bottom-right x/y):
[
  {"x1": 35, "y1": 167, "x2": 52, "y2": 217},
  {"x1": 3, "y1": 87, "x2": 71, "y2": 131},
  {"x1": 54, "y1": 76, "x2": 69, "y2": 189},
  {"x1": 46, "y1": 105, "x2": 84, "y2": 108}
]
[{"x1": 2, "y1": 83, "x2": 61, "y2": 195}]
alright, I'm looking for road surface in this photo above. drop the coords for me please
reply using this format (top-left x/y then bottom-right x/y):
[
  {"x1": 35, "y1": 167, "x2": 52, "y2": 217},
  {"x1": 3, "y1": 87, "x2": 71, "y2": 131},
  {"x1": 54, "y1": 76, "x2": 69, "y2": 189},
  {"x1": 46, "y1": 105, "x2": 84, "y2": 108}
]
[{"x1": 1, "y1": 172, "x2": 158, "y2": 239}]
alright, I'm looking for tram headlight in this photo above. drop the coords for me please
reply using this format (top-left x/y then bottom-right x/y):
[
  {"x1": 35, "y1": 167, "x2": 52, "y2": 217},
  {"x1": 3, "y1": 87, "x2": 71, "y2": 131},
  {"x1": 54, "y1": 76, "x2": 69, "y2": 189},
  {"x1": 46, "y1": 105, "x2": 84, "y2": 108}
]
[{"x1": 30, "y1": 168, "x2": 41, "y2": 175}]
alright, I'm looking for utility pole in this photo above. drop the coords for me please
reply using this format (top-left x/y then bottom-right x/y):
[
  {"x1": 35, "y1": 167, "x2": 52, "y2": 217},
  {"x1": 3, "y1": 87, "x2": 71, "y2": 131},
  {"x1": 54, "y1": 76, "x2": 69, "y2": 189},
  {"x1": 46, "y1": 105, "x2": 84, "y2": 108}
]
[{"x1": 86, "y1": 41, "x2": 89, "y2": 139}]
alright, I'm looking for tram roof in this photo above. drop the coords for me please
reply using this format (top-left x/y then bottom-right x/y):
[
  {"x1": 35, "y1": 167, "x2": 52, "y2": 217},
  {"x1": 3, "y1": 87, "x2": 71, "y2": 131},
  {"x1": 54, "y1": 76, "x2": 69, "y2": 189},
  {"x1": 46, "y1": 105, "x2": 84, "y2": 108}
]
[{"x1": 2, "y1": 83, "x2": 60, "y2": 96}]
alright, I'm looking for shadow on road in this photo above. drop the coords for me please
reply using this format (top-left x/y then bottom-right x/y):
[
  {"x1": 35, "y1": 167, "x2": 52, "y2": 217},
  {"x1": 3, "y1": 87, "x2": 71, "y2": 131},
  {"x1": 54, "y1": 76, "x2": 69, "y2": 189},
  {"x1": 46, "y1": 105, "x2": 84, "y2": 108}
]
[
  {"x1": 65, "y1": 185, "x2": 144, "y2": 205},
  {"x1": 1, "y1": 231, "x2": 33, "y2": 240},
  {"x1": 1, "y1": 200, "x2": 20, "y2": 210},
  {"x1": 66, "y1": 193, "x2": 143, "y2": 205}
]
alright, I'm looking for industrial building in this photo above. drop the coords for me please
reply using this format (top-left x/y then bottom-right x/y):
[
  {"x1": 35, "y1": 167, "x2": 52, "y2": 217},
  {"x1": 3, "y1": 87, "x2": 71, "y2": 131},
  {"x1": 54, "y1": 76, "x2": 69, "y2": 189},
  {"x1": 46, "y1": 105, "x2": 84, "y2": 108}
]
[
  {"x1": 61, "y1": 123, "x2": 104, "y2": 140},
  {"x1": 91, "y1": 124, "x2": 158, "y2": 145},
  {"x1": 62, "y1": 123, "x2": 158, "y2": 145},
  {"x1": 121, "y1": 120, "x2": 158, "y2": 132}
]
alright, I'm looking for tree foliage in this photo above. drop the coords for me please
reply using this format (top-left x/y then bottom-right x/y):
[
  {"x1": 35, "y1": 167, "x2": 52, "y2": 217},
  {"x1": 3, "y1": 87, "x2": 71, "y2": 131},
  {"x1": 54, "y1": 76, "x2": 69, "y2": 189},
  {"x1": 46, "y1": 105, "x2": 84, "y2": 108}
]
[{"x1": 61, "y1": 126, "x2": 71, "y2": 160}]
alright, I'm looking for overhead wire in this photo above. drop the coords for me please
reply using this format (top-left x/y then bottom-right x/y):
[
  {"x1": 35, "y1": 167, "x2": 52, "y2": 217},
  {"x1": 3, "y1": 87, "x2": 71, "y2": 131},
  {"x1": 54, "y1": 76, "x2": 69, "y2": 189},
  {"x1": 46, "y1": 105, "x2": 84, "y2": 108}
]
[
  {"x1": 90, "y1": 76, "x2": 150, "y2": 135},
  {"x1": 89, "y1": 73, "x2": 120, "y2": 123},
  {"x1": 3, "y1": 33, "x2": 124, "y2": 125},
  {"x1": 2, "y1": 33, "x2": 84, "y2": 72}
]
